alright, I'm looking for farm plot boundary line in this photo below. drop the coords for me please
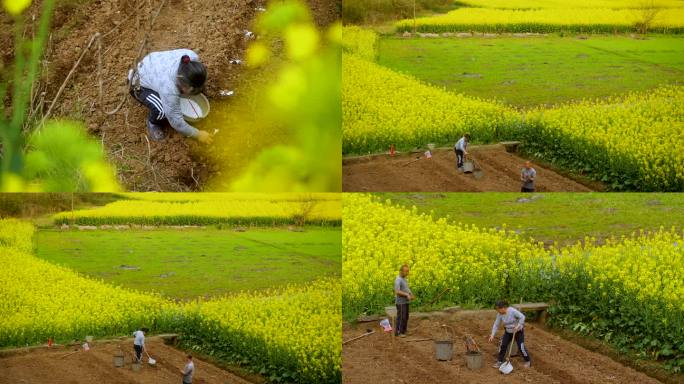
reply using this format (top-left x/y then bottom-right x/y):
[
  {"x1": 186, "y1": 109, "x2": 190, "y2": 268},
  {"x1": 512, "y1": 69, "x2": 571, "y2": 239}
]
[
  {"x1": 577, "y1": 40, "x2": 684, "y2": 76},
  {"x1": 0, "y1": 333, "x2": 179, "y2": 357}
]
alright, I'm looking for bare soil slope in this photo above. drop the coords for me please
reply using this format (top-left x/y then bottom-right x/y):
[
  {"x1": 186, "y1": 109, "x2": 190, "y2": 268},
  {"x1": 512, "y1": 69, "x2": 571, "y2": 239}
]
[
  {"x1": 2, "y1": 0, "x2": 338, "y2": 191},
  {"x1": 343, "y1": 145, "x2": 596, "y2": 192},
  {"x1": 0, "y1": 338, "x2": 253, "y2": 384},
  {"x1": 343, "y1": 310, "x2": 662, "y2": 384}
]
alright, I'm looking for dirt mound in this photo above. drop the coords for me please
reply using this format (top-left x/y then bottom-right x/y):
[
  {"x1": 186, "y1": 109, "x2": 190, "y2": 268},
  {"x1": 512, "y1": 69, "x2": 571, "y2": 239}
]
[
  {"x1": 343, "y1": 145, "x2": 597, "y2": 192},
  {"x1": 343, "y1": 310, "x2": 662, "y2": 384},
  {"x1": 0, "y1": 337, "x2": 253, "y2": 384},
  {"x1": 2, "y1": 0, "x2": 338, "y2": 191},
  {"x1": 35, "y1": 0, "x2": 257, "y2": 191}
]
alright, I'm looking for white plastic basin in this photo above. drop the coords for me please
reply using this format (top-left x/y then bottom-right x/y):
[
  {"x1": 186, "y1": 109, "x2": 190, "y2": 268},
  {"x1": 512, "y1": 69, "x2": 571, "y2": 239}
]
[{"x1": 180, "y1": 93, "x2": 210, "y2": 122}]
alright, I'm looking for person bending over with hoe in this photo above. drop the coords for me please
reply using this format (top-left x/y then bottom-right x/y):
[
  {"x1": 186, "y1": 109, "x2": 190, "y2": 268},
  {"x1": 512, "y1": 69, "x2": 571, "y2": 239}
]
[
  {"x1": 133, "y1": 327, "x2": 149, "y2": 363},
  {"x1": 454, "y1": 133, "x2": 470, "y2": 171},
  {"x1": 394, "y1": 264, "x2": 415, "y2": 337},
  {"x1": 488, "y1": 301, "x2": 531, "y2": 368},
  {"x1": 129, "y1": 49, "x2": 213, "y2": 144},
  {"x1": 520, "y1": 161, "x2": 536, "y2": 192},
  {"x1": 179, "y1": 354, "x2": 195, "y2": 384}
]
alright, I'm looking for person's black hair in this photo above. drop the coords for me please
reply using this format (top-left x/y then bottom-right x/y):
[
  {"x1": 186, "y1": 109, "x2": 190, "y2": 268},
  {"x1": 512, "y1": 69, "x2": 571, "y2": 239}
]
[
  {"x1": 464, "y1": 133, "x2": 471, "y2": 140},
  {"x1": 187, "y1": 354, "x2": 193, "y2": 359},
  {"x1": 141, "y1": 327, "x2": 149, "y2": 333},
  {"x1": 177, "y1": 55, "x2": 207, "y2": 95},
  {"x1": 495, "y1": 300, "x2": 508, "y2": 309},
  {"x1": 399, "y1": 264, "x2": 409, "y2": 272}
]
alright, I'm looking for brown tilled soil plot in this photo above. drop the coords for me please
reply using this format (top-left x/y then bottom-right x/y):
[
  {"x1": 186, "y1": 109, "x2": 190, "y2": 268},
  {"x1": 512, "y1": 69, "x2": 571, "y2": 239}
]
[
  {"x1": 1, "y1": 0, "x2": 338, "y2": 191},
  {"x1": 343, "y1": 145, "x2": 598, "y2": 192},
  {"x1": 343, "y1": 310, "x2": 662, "y2": 384},
  {"x1": 0, "y1": 338, "x2": 254, "y2": 384}
]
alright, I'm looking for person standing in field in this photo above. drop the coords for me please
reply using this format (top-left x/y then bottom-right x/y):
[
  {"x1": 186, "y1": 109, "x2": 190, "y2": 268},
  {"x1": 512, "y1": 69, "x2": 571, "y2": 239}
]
[
  {"x1": 488, "y1": 300, "x2": 531, "y2": 368},
  {"x1": 454, "y1": 133, "x2": 470, "y2": 171},
  {"x1": 520, "y1": 161, "x2": 536, "y2": 192},
  {"x1": 133, "y1": 327, "x2": 148, "y2": 363},
  {"x1": 179, "y1": 354, "x2": 195, "y2": 384},
  {"x1": 394, "y1": 264, "x2": 415, "y2": 337},
  {"x1": 129, "y1": 49, "x2": 213, "y2": 144}
]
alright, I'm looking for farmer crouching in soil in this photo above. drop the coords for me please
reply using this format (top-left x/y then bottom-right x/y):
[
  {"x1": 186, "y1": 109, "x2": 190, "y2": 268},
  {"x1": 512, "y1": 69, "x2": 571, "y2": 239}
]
[
  {"x1": 394, "y1": 264, "x2": 415, "y2": 337},
  {"x1": 521, "y1": 161, "x2": 537, "y2": 192},
  {"x1": 488, "y1": 300, "x2": 531, "y2": 368},
  {"x1": 129, "y1": 49, "x2": 213, "y2": 144},
  {"x1": 454, "y1": 133, "x2": 470, "y2": 171},
  {"x1": 133, "y1": 327, "x2": 149, "y2": 363}
]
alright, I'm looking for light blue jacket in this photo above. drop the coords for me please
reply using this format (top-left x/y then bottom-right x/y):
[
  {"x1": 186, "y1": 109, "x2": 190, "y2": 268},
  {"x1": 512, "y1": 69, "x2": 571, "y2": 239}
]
[
  {"x1": 491, "y1": 307, "x2": 525, "y2": 335},
  {"x1": 135, "y1": 49, "x2": 200, "y2": 137}
]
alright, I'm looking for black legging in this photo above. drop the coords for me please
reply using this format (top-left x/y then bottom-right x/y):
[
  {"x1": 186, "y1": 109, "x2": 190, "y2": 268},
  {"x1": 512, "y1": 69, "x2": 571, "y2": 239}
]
[
  {"x1": 498, "y1": 329, "x2": 530, "y2": 363},
  {"x1": 395, "y1": 303, "x2": 409, "y2": 336},
  {"x1": 455, "y1": 148, "x2": 464, "y2": 168},
  {"x1": 130, "y1": 86, "x2": 167, "y2": 125},
  {"x1": 134, "y1": 344, "x2": 143, "y2": 362}
]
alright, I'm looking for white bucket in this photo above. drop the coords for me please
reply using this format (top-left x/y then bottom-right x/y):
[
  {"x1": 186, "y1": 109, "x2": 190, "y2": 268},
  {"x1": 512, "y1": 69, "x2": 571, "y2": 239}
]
[
  {"x1": 499, "y1": 361, "x2": 513, "y2": 375},
  {"x1": 148, "y1": 357, "x2": 157, "y2": 366},
  {"x1": 180, "y1": 93, "x2": 210, "y2": 122}
]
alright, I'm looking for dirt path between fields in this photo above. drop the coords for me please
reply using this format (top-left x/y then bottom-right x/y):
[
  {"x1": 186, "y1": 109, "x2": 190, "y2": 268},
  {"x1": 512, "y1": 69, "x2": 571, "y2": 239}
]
[
  {"x1": 343, "y1": 145, "x2": 598, "y2": 192},
  {"x1": 0, "y1": 337, "x2": 254, "y2": 384},
  {"x1": 343, "y1": 310, "x2": 662, "y2": 384}
]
